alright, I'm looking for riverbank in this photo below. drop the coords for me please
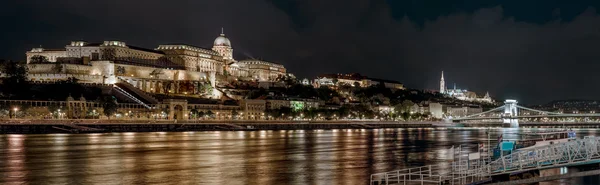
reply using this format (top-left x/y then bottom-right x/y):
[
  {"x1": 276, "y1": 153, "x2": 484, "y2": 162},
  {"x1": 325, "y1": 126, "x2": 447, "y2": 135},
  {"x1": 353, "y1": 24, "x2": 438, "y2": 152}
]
[
  {"x1": 3, "y1": 120, "x2": 600, "y2": 134},
  {"x1": 0, "y1": 119, "x2": 439, "y2": 134}
]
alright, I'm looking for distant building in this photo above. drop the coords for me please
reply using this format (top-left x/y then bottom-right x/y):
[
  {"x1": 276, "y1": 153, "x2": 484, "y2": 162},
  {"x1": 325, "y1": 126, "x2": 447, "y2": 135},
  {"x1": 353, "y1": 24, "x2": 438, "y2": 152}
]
[
  {"x1": 240, "y1": 99, "x2": 266, "y2": 120},
  {"x1": 314, "y1": 73, "x2": 404, "y2": 89},
  {"x1": 446, "y1": 106, "x2": 483, "y2": 118},
  {"x1": 429, "y1": 103, "x2": 444, "y2": 119},
  {"x1": 237, "y1": 59, "x2": 286, "y2": 82},
  {"x1": 301, "y1": 78, "x2": 311, "y2": 85},
  {"x1": 26, "y1": 48, "x2": 67, "y2": 63},
  {"x1": 24, "y1": 29, "x2": 287, "y2": 100},
  {"x1": 376, "y1": 105, "x2": 395, "y2": 114},
  {"x1": 266, "y1": 99, "x2": 290, "y2": 110},
  {"x1": 439, "y1": 71, "x2": 492, "y2": 103}
]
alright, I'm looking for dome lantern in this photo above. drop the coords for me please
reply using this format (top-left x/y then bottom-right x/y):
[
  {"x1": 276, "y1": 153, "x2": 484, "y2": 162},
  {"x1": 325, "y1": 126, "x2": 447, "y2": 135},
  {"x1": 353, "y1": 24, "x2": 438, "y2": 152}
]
[{"x1": 214, "y1": 28, "x2": 231, "y2": 47}]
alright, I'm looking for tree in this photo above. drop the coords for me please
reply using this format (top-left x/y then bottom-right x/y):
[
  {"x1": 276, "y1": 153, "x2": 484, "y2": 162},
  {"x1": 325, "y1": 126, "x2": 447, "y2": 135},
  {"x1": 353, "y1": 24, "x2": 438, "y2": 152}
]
[
  {"x1": 190, "y1": 108, "x2": 199, "y2": 119},
  {"x1": 401, "y1": 100, "x2": 415, "y2": 112},
  {"x1": 100, "y1": 96, "x2": 118, "y2": 119},
  {"x1": 198, "y1": 111, "x2": 205, "y2": 119},
  {"x1": 52, "y1": 63, "x2": 63, "y2": 74},
  {"x1": 29, "y1": 55, "x2": 49, "y2": 64},
  {"x1": 200, "y1": 83, "x2": 213, "y2": 95},
  {"x1": 48, "y1": 103, "x2": 62, "y2": 118},
  {"x1": 332, "y1": 78, "x2": 339, "y2": 86},
  {"x1": 0, "y1": 60, "x2": 30, "y2": 99},
  {"x1": 231, "y1": 109, "x2": 238, "y2": 119},
  {"x1": 353, "y1": 81, "x2": 361, "y2": 88},
  {"x1": 401, "y1": 112, "x2": 411, "y2": 121},
  {"x1": 395, "y1": 100, "x2": 414, "y2": 114},
  {"x1": 316, "y1": 86, "x2": 339, "y2": 102},
  {"x1": 206, "y1": 110, "x2": 214, "y2": 119},
  {"x1": 223, "y1": 68, "x2": 229, "y2": 76}
]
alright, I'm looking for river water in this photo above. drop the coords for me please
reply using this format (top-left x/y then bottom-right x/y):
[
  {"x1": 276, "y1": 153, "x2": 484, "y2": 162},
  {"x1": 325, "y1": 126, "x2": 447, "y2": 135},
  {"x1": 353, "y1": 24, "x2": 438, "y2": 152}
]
[{"x1": 1, "y1": 128, "x2": 600, "y2": 185}]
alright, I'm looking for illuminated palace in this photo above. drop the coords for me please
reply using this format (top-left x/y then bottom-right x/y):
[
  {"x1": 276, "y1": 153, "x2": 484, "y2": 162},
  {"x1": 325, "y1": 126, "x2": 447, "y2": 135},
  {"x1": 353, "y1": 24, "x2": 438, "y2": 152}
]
[
  {"x1": 439, "y1": 71, "x2": 493, "y2": 103},
  {"x1": 25, "y1": 29, "x2": 287, "y2": 98}
]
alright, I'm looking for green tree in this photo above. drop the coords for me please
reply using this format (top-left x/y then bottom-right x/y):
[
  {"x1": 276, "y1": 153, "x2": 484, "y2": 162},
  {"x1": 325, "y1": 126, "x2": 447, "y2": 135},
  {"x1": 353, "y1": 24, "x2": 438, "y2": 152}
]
[
  {"x1": 198, "y1": 111, "x2": 205, "y2": 118},
  {"x1": 395, "y1": 100, "x2": 414, "y2": 113},
  {"x1": 29, "y1": 55, "x2": 49, "y2": 63},
  {"x1": 316, "y1": 86, "x2": 339, "y2": 102},
  {"x1": 100, "y1": 96, "x2": 118, "y2": 119},
  {"x1": 200, "y1": 83, "x2": 213, "y2": 94},
  {"x1": 190, "y1": 108, "x2": 199, "y2": 119},
  {"x1": 0, "y1": 60, "x2": 30, "y2": 99},
  {"x1": 206, "y1": 110, "x2": 214, "y2": 119},
  {"x1": 48, "y1": 103, "x2": 62, "y2": 118},
  {"x1": 401, "y1": 112, "x2": 411, "y2": 121}
]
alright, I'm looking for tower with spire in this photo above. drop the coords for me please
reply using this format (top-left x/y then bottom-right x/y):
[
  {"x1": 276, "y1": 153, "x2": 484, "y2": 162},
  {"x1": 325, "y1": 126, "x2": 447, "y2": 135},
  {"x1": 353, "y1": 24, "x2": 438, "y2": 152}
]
[{"x1": 440, "y1": 71, "x2": 446, "y2": 94}]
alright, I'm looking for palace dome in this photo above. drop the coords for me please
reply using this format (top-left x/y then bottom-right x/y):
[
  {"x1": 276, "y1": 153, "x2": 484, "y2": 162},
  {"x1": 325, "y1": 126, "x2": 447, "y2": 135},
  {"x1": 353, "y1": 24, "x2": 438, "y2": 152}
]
[{"x1": 214, "y1": 34, "x2": 231, "y2": 47}]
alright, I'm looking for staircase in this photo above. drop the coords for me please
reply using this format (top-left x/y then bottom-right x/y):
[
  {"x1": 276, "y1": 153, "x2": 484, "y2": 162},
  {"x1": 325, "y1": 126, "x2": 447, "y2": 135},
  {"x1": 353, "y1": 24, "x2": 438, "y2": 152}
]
[
  {"x1": 113, "y1": 86, "x2": 152, "y2": 109},
  {"x1": 115, "y1": 77, "x2": 160, "y2": 104}
]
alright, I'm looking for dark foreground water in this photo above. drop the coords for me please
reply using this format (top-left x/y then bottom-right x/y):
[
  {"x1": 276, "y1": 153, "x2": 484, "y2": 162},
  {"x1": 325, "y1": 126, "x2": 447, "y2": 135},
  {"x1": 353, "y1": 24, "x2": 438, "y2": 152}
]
[{"x1": 1, "y1": 128, "x2": 600, "y2": 185}]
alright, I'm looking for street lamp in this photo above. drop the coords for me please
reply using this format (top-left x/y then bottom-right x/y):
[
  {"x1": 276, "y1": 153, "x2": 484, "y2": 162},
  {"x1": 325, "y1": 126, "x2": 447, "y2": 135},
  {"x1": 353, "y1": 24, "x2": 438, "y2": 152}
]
[{"x1": 12, "y1": 107, "x2": 18, "y2": 119}]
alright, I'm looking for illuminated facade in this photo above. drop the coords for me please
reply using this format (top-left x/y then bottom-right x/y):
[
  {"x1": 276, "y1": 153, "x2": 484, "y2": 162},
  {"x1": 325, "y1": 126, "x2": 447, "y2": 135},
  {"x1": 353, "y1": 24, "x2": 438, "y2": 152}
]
[
  {"x1": 24, "y1": 30, "x2": 286, "y2": 98},
  {"x1": 439, "y1": 71, "x2": 493, "y2": 103},
  {"x1": 237, "y1": 60, "x2": 286, "y2": 82},
  {"x1": 314, "y1": 73, "x2": 404, "y2": 89}
]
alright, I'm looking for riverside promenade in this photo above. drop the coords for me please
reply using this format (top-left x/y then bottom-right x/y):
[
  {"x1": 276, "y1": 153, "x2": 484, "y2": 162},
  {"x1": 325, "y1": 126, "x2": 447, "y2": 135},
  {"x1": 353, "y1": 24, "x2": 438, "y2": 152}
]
[
  {"x1": 0, "y1": 119, "x2": 439, "y2": 134},
  {"x1": 3, "y1": 120, "x2": 598, "y2": 134}
]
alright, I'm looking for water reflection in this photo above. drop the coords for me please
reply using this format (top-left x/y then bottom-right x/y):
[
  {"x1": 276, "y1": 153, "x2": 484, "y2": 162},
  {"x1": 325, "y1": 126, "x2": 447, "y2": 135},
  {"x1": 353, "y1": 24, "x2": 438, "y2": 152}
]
[{"x1": 1, "y1": 128, "x2": 600, "y2": 184}]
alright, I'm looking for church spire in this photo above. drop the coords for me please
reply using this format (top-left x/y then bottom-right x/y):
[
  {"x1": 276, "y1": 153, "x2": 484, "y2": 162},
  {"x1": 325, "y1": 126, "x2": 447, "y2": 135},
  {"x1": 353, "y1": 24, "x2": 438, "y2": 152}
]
[
  {"x1": 440, "y1": 71, "x2": 446, "y2": 94},
  {"x1": 221, "y1": 27, "x2": 225, "y2": 36}
]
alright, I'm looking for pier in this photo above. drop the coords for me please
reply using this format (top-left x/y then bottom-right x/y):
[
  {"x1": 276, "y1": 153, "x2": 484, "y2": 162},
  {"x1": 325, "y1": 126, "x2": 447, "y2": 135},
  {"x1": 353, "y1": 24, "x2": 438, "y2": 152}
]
[{"x1": 370, "y1": 137, "x2": 600, "y2": 185}]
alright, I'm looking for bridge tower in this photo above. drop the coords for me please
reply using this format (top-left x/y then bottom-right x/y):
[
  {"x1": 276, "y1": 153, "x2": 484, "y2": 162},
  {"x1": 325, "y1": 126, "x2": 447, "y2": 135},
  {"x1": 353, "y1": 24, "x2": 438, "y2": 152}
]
[{"x1": 503, "y1": 99, "x2": 519, "y2": 127}]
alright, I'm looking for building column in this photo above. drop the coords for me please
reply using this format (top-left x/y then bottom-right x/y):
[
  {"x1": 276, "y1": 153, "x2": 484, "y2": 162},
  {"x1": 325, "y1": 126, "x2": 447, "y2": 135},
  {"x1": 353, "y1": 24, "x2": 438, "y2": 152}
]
[
  {"x1": 183, "y1": 104, "x2": 188, "y2": 120},
  {"x1": 150, "y1": 81, "x2": 155, "y2": 93},
  {"x1": 158, "y1": 82, "x2": 163, "y2": 94},
  {"x1": 143, "y1": 80, "x2": 148, "y2": 92},
  {"x1": 208, "y1": 71, "x2": 216, "y2": 88},
  {"x1": 169, "y1": 105, "x2": 174, "y2": 120}
]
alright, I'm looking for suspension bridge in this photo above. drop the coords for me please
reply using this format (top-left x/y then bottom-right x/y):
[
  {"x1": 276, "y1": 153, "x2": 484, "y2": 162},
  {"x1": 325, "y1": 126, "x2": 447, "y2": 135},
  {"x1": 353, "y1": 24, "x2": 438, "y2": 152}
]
[
  {"x1": 370, "y1": 136, "x2": 600, "y2": 185},
  {"x1": 451, "y1": 99, "x2": 600, "y2": 127}
]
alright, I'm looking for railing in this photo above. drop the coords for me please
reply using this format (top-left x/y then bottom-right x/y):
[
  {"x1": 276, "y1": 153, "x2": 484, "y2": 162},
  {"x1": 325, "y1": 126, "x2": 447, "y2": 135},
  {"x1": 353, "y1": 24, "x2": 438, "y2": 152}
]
[
  {"x1": 113, "y1": 86, "x2": 152, "y2": 109},
  {"x1": 116, "y1": 77, "x2": 160, "y2": 104},
  {"x1": 371, "y1": 137, "x2": 600, "y2": 185},
  {"x1": 370, "y1": 165, "x2": 448, "y2": 185},
  {"x1": 488, "y1": 137, "x2": 600, "y2": 175}
]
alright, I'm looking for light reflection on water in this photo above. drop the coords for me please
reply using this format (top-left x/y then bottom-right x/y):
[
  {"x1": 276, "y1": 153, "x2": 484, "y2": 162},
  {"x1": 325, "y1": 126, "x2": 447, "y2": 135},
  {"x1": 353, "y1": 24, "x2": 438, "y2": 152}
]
[{"x1": 1, "y1": 128, "x2": 600, "y2": 184}]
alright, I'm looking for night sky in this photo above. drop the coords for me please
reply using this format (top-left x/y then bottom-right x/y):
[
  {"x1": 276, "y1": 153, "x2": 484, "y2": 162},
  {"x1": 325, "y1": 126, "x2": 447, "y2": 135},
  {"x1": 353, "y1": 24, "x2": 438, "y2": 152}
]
[{"x1": 2, "y1": 0, "x2": 600, "y2": 104}]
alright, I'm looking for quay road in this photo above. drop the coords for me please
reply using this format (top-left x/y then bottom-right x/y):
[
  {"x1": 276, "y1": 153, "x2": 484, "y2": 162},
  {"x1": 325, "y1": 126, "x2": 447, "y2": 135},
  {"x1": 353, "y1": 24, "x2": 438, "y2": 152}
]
[
  {"x1": 0, "y1": 119, "x2": 438, "y2": 134},
  {"x1": 4, "y1": 120, "x2": 600, "y2": 134}
]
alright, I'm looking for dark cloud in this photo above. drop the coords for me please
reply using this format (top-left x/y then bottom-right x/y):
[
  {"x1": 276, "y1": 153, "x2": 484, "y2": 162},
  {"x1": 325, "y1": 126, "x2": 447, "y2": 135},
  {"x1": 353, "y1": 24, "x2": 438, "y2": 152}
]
[{"x1": 2, "y1": 0, "x2": 600, "y2": 104}]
